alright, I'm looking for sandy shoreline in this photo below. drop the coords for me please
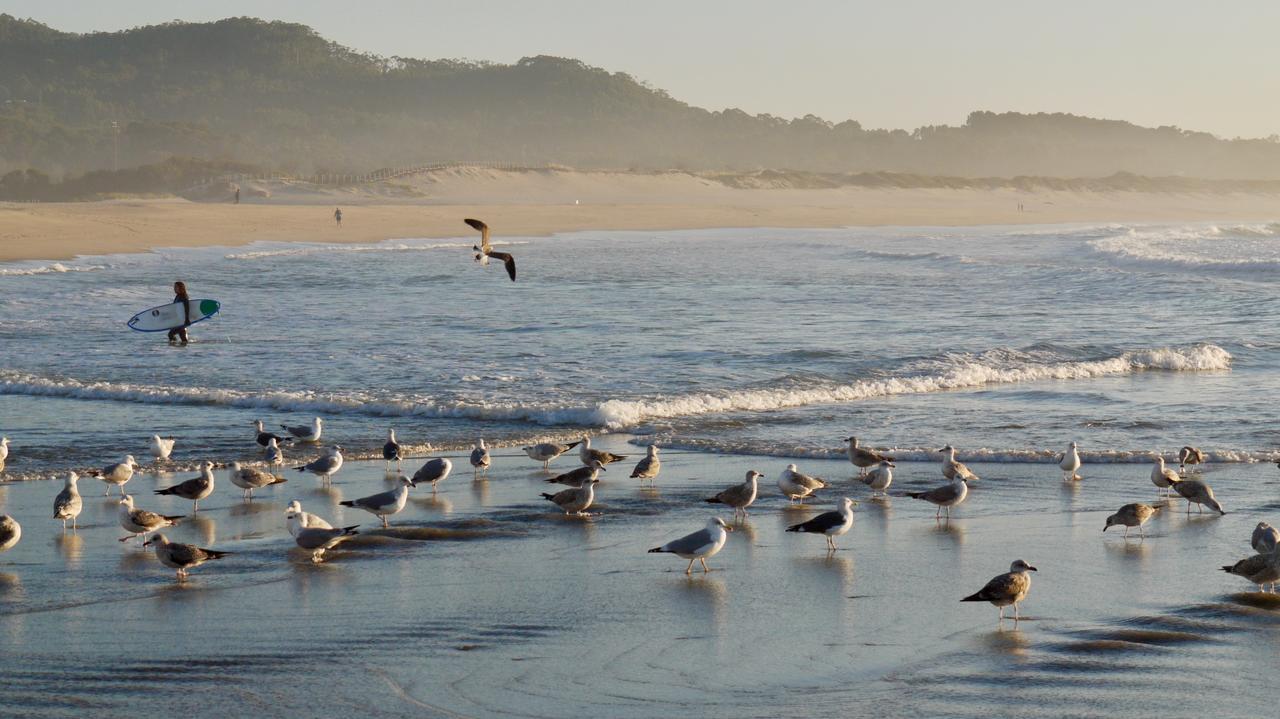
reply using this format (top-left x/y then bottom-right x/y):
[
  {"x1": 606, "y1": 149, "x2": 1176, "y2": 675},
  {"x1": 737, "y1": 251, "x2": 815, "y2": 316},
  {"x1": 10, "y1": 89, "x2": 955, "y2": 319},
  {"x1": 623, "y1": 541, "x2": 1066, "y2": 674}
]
[{"x1": 3, "y1": 182, "x2": 1280, "y2": 263}]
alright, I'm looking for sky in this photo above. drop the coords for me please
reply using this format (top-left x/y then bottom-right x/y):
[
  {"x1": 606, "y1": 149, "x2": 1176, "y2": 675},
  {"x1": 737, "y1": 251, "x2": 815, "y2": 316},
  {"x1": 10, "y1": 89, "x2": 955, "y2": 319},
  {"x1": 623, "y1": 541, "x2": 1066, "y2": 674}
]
[{"x1": 6, "y1": 0, "x2": 1279, "y2": 138}]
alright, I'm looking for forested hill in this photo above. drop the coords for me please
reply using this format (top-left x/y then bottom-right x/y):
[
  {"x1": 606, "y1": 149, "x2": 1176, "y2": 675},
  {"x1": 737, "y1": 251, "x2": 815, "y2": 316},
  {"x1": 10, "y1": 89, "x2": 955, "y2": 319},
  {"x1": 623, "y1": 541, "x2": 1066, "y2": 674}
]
[{"x1": 2, "y1": 15, "x2": 1278, "y2": 179}]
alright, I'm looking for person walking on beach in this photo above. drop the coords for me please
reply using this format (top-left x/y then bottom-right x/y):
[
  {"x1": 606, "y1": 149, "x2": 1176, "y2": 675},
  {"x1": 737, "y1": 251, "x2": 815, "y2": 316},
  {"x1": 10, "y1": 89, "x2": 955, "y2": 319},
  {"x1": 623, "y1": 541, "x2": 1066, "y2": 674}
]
[
  {"x1": 234, "y1": 187, "x2": 240, "y2": 204},
  {"x1": 334, "y1": 207, "x2": 343, "y2": 227},
  {"x1": 168, "y1": 281, "x2": 192, "y2": 346}
]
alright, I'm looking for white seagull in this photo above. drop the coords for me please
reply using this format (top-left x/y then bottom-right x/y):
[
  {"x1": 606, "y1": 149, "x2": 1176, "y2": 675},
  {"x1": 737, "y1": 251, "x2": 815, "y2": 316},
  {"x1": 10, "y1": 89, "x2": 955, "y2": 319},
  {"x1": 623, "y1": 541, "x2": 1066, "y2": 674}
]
[
  {"x1": 412, "y1": 457, "x2": 453, "y2": 492},
  {"x1": 118, "y1": 495, "x2": 182, "y2": 543},
  {"x1": 339, "y1": 476, "x2": 415, "y2": 528},
  {"x1": 861, "y1": 460, "x2": 894, "y2": 496},
  {"x1": 0, "y1": 515, "x2": 20, "y2": 554},
  {"x1": 264, "y1": 437, "x2": 285, "y2": 469},
  {"x1": 281, "y1": 417, "x2": 323, "y2": 443},
  {"x1": 648, "y1": 517, "x2": 732, "y2": 574},
  {"x1": 383, "y1": 429, "x2": 403, "y2": 472},
  {"x1": 522, "y1": 440, "x2": 581, "y2": 470},
  {"x1": 1058, "y1": 441, "x2": 1081, "y2": 481},
  {"x1": 630, "y1": 445, "x2": 661, "y2": 482},
  {"x1": 777, "y1": 464, "x2": 827, "y2": 504},
  {"x1": 150, "y1": 434, "x2": 176, "y2": 462},
  {"x1": 153, "y1": 460, "x2": 216, "y2": 512},
  {"x1": 91, "y1": 454, "x2": 140, "y2": 496},
  {"x1": 470, "y1": 438, "x2": 491, "y2": 478},
  {"x1": 285, "y1": 500, "x2": 334, "y2": 536},
  {"x1": 785, "y1": 497, "x2": 858, "y2": 550},
  {"x1": 295, "y1": 445, "x2": 344, "y2": 483},
  {"x1": 1150, "y1": 457, "x2": 1179, "y2": 496},
  {"x1": 844, "y1": 437, "x2": 894, "y2": 477},
  {"x1": 52, "y1": 471, "x2": 84, "y2": 530},
  {"x1": 906, "y1": 474, "x2": 969, "y2": 519},
  {"x1": 939, "y1": 445, "x2": 980, "y2": 482}
]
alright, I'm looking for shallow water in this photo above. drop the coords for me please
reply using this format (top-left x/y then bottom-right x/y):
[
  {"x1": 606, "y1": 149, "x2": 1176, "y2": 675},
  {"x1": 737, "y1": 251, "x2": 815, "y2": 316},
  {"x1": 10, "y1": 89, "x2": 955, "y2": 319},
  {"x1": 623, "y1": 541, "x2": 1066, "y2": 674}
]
[{"x1": 2, "y1": 221, "x2": 1280, "y2": 715}]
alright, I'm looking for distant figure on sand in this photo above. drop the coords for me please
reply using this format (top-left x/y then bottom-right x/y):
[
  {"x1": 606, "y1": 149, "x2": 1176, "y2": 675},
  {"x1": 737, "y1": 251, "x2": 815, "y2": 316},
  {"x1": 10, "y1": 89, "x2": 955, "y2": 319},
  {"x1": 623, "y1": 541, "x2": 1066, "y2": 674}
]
[
  {"x1": 168, "y1": 281, "x2": 191, "y2": 346},
  {"x1": 334, "y1": 207, "x2": 343, "y2": 227},
  {"x1": 234, "y1": 186, "x2": 240, "y2": 204}
]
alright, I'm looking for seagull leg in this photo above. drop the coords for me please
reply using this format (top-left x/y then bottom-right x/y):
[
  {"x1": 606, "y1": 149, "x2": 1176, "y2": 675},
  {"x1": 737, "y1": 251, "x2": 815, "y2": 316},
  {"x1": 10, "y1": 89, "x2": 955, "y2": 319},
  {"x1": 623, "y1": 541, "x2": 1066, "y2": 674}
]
[
  {"x1": 381, "y1": 515, "x2": 389, "y2": 528},
  {"x1": 701, "y1": 558, "x2": 710, "y2": 573},
  {"x1": 685, "y1": 559, "x2": 694, "y2": 575}
]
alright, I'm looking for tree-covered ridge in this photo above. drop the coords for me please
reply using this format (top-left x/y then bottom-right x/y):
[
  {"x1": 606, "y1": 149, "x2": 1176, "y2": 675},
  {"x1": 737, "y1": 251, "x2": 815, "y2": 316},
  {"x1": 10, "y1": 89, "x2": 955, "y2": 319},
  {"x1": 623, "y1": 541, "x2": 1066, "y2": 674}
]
[{"x1": 2, "y1": 14, "x2": 1277, "y2": 179}]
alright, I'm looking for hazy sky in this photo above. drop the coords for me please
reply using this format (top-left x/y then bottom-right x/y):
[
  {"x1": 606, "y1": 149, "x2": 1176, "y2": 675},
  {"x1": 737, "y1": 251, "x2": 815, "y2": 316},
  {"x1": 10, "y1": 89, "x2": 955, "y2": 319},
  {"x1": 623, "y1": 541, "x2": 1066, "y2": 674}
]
[{"x1": 7, "y1": 0, "x2": 1279, "y2": 138}]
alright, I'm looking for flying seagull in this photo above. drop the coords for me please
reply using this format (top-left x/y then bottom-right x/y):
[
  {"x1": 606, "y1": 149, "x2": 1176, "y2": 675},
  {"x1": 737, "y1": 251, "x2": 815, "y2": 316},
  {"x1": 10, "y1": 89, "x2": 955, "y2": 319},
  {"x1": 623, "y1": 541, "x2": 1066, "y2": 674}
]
[{"x1": 466, "y1": 218, "x2": 516, "y2": 281}]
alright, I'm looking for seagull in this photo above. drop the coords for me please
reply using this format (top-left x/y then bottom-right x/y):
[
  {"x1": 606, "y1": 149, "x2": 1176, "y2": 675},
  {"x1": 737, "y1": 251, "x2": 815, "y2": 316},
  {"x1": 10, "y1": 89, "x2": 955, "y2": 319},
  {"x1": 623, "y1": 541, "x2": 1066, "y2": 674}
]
[
  {"x1": 845, "y1": 437, "x2": 893, "y2": 477},
  {"x1": 1221, "y1": 550, "x2": 1280, "y2": 593},
  {"x1": 295, "y1": 445, "x2": 344, "y2": 483},
  {"x1": 1179, "y1": 445, "x2": 1206, "y2": 473},
  {"x1": 229, "y1": 461, "x2": 287, "y2": 499},
  {"x1": 962, "y1": 559, "x2": 1037, "y2": 621},
  {"x1": 150, "y1": 434, "x2": 176, "y2": 462},
  {"x1": 0, "y1": 515, "x2": 20, "y2": 554},
  {"x1": 540, "y1": 479, "x2": 598, "y2": 516},
  {"x1": 545, "y1": 460, "x2": 606, "y2": 487},
  {"x1": 939, "y1": 445, "x2": 980, "y2": 482},
  {"x1": 264, "y1": 437, "x2": 285, "y2": 469},
  {"x1": 411, "y1": 457, "x2": 453, "y2": 493},
  {"x1": 777, "y1": 464, "x2": 827, "y2": 504},
  {"x1": 522, "y1": 440, "x2": 581, "y2": 470},
  {"x1": 786, "y1": 497, "x2": 858, "y2": 550},
  {"x1": 630, "y1": 445, "x2": 661, "y2": 482},
  {"x1": 579, "y1": 436, "x2": 626, "y2": 467},
  {"x1": 0, "y1": 436, "x2": 8, "y2": 473},
  {"x1": 253, "y1": 419, "x2": 293, "y2": 447},
  {"x1": 1150, "y1": 457, "x2": 1180, "y2": 495},
  {"x1": 1057, "y1": 441, "x2": 1081, "y2": 481},
  {"x1": 285, "y1": 500, "x2": 333, "y2": 536},
  {"x1": 90, "y1": 454, "x2": 139, "y2": 496},
  {"x1": 339, "y1": 475, "x2": 415, "y2": 528},
  {"x1": 52, "y1": 471, "x2": 84, "y2": 530},
  {"x1": 154, "y1": 460, "x2": 216, "y2": 512},
  {"x1": 906, "y1": 475, "x2": 969, "y2": 519},
  {"x1": 281, "y1": 417, "x2": 323, "y2": 443},
  {"x1": 118, "y1": 495, "x2": 182, "y2": 543},
  {"x1": 1103, "y1": 503, "x2": 1160, "y2": 538},
  {"x1": 470, "y1": 438, "x2": 491, "y2": 478},
  {"x1": 648, "y1": 517, "x2": 732, "y2": 574},
  {"x1": 704, "y1": 470, "x2": 761, "y2": 521},
  {"x1": 293, "y1": 523, "x2": 360, "y2": 564},
  {"x1": 144, "y1": 533, "x2": 230, "y2": 580},
  {"x1": 383, "y1": 429, "x2": 403, "y2": 472},
  {"x1": 1172, "y1": 477, "x2": 1225, "y2": 515},
  {"x1": 1252, "y1": 522, "x2": 1280, "y2": 554},
  {"x1": 465, "y1": 218, "x2": 516, "y2": 281},
  {"x1": 861, "y1": 460, "x2": 894, "y2": 496}
]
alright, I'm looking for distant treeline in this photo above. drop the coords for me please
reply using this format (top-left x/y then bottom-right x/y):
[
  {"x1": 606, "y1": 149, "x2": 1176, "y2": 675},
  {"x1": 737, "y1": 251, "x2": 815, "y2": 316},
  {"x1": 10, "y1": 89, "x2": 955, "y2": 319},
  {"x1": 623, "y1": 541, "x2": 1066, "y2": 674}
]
[{"x1": 2, "y1": 15, "x2": 1279, "y2": 179}]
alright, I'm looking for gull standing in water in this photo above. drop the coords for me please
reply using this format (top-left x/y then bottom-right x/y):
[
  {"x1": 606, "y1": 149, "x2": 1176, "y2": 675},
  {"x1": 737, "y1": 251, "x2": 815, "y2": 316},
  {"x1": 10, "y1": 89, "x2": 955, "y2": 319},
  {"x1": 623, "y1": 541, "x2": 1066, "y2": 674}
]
[
  {"x1": 91, "y1": 455, "x2": 139, "y2": 496},
  {"x1": 150, "y1": 434, "x2": 176, "y2": 463},
  {"x1": 703, "y1": 470, "x2": 761, "y2": 521},
  {"x1": 1103, "y1": 503, "x2": 1160, "y2": 538},
  {"x1": 470, "y1": 438, "x2": 491, "y2": 478},
  {"x1": 1171, "y1": 476, "x2": 1225, "y2": 515},
  {"x1": 778, "y1": 464, "x2": 827, "y2": 504},
  {"x1": 264, "y1": 437, "x2": 285, "y2": 470},
  {"x1": 154, "y1": 460, "x2": 216, "y2": 512},
  {"x1": 465, "y1": 218, "x2": 517, "y2": 281},
  {"x1": 229, "y1": 461, "x2": 287, "y2": 500},
  {"x1": 540, "y1": 479, "x2": 598, "y2": 516},
  {"x1": 281, "y1": 417, "x2": 323, "y2": 443},
  {"x1": 383, "y1": 429, "x2": 403, "y2": 472},
  {"x1": 648, "y1": 517, "x2": 732, "y2": 574},
  {"x1": 1058, "y1": 441, "x2": 1082, "y2": 481},
  {"x1": 285, "y1": 500, "x2": 333, "y2": 536},
  {"x1": 1179, "y1": 446, "x2": 1206, "y2": 473},
  {"x1": 630, "y1": 445, "x2": 661, "y2": 483},
  {"x1": 0, "y1": 436, "x2": 8, "y2": 473},
  {"x1": 52, "y1": 471, "x2": 84, "y2": 530},
  {"x1": 293, "y1": 522, "x2": 360, "y2": 564},
  {"x1": 579, "y1": 436, "x2": 626, "y2": 467},
  {"x1": 523, "y1": 440, "x2": 581, "y2": 470},
  {"x1": 845, "y1": 437, "x2": 893, "y2": 477},
  {"x1": 412, "y1": 457, "x2": 453, "y2": 493},
  {"x1": 144, "y1": 533, "x2": 229, "y2": 580},
  {"x1": 1222, "y1": 549, "x2": 1280, "y2": 593},
  {"x1": 546, "y1": 460, "x2": 606, "y2": 487},
  {"x1": 118, "y1": 495, "x2": 182, "y2": 543},
  {"x1": 339, "y1": 476, "x2": 415, "y2": 528},
  {"x1": 939, "y1": 445, "x2": 980, "y2": 482},
  {"x1": 253, "y1": 419, "x2": 292, "y2": 447},
  {"x1": 1252, "y1": 522, "x2": 1280, "y2": 553},
  {"x1": 861, "y1": 460, "x2": 894, "y2": 497},
  {"x1": 0, "y1": 515, "x2": 20, "y2": 555},
  {"x1": 786, "y1": 497, "x2": 858, "y2": 551},
  {"x1": 906, "y1": 475, "x2": 969, "y2": 519},
  {"x1": 295, "y1": 445, "x2": 344, "y2": 483},
  {"x1": 1150, "y1": 457, "x2": 1180, "y2": 496},
  {"x1": 962, "y1": 559, "x2": 1037, "y2": 621}
]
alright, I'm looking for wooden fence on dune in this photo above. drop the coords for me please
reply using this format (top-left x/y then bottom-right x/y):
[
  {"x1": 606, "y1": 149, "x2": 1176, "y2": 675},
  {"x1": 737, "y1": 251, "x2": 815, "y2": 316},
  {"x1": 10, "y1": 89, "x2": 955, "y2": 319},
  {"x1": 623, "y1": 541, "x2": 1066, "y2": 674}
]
[{"x1": 181, "y1": 161, "x2": 555, "y2": 194}]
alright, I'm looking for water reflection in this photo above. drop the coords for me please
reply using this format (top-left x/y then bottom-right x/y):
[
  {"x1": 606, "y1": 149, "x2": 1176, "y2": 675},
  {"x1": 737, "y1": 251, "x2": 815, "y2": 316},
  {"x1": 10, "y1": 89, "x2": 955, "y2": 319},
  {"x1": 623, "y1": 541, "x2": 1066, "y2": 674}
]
[
  {"x1": 187, "y1": 515, "x2": 217, "y2": 546},
  {"x1": 1103, "y1": 536, "x2": 1152, "y2": 561},
  {"x1": 413, "y1": 494, "x2": 453, "y2": 516},
  {"x1": 675, "y1": 574, "x2": 728, "y2": 634},
  {"x1": 471, "y1": 479, "x2": 490, "y2": 503},
  {"x1": 984, "y1": 626, "x2": 1031, "y2": 657},
  {"x1": 54, "y1": 532, "x2": 85, "y2": 567},
  {"x1": 930, "y1": 518, "x2": 966, "y2": 544}
]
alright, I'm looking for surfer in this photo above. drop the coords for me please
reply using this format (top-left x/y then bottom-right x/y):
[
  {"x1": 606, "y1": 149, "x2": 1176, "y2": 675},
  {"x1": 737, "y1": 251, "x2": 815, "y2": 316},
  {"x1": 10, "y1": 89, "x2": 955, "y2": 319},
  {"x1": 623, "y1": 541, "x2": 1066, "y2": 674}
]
[{"x1": 168, "y1": 281, "x2": 191, "y2": 346}]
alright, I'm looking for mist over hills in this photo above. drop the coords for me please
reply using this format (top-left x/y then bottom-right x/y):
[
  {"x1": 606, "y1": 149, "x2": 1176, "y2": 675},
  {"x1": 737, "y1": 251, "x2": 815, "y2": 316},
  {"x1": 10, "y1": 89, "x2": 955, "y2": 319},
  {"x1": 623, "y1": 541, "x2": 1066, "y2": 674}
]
[{"x1": 2, "y1": 15, "x2": 1278, "y2": 179}]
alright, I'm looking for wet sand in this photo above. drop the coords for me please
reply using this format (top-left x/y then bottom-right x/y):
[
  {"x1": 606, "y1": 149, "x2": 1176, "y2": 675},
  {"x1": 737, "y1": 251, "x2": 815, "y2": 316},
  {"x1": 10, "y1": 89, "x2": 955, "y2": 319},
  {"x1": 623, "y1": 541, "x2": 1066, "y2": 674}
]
[{"x1": 1, "y1": 436, "x2": 1277, "y2": 717}]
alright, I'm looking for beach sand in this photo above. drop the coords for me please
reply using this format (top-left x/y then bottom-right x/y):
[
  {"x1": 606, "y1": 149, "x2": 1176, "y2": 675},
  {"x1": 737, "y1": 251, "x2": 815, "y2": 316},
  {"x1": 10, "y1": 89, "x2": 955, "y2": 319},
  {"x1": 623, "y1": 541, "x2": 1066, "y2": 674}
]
[
  {"x1": 0, "y1": 435, "x2": 1276, "y2": 717},
  {"x1": 3, "y1": 168, "x2": 1280, "y2": 262}
]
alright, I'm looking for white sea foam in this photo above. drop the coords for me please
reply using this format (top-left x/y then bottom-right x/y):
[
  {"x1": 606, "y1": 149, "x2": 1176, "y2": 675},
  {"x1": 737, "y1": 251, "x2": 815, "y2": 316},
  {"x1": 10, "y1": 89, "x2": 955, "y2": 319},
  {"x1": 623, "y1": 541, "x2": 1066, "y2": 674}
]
[
  {"x1": 0, "y1": 262, "x2": 106, "y2": 277},
  {"x1": 0, "y1": 344, "x2": 1230, "y2": 430},
  {"x1": 1088, "y1": 223, "x2": 1280, "y2": 276}
]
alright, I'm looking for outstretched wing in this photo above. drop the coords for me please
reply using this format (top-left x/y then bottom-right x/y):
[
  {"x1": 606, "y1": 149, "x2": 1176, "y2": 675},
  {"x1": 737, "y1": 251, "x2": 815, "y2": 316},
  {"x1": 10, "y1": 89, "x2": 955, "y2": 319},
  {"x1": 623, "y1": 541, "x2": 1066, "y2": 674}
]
[{"x1": 464, "y1": 218, "x2": 490, "y2": 252}]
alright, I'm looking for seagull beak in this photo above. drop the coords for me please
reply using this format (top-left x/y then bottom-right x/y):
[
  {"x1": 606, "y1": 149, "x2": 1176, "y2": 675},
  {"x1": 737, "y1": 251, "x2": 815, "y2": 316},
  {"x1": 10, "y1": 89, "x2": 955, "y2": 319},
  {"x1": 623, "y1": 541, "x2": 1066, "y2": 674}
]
[
  {"x1": 1028, "y1": 566, "x2": 1038, "y2": 572},
  {"x1": 142, "y1": 539, "x2": 153, "y2": 547},
  {"x1": 724, "y1": 525, "x2": 733, "y2": 532}
]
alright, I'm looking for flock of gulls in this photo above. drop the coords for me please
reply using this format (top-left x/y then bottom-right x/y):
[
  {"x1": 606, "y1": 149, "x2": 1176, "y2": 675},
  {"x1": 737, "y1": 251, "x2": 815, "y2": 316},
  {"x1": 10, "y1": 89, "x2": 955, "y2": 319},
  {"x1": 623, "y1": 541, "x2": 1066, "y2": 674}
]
[{"x1": 2, "y1": 421, "x2": 1275, "y2": 622}]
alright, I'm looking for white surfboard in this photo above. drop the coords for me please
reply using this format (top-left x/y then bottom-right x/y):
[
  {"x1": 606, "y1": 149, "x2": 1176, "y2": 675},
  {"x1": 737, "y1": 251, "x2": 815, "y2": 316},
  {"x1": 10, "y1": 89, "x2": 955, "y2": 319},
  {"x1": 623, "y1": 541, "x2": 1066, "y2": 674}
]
[{"x1": 127, "y1": 299, "x2": 221, "y2": 332}]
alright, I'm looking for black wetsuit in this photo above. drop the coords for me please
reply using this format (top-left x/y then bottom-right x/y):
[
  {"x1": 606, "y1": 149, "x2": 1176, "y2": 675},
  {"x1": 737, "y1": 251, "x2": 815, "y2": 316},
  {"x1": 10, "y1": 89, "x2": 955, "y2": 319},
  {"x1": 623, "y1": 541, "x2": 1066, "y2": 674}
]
[{"x1": 168, "y1": 291, "x2": 191, "y2": 344}]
